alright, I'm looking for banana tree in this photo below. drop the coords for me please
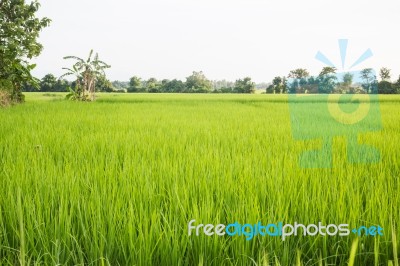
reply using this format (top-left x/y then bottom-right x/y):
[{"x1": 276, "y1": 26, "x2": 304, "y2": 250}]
[{"x1": 60, "y1": 50, "x2": 110, "y2": 101}]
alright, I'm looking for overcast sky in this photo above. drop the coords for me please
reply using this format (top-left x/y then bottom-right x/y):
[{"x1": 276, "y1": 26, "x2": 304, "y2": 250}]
[{"x1": 32, "y1": 0, "x2": 400, "y2": 83}]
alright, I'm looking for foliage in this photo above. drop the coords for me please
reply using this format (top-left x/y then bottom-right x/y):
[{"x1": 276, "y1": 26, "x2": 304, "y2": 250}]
[
  {"x1": 379, "y1": 67, "x2": 391, "y2": 81},
  {"x1": 282, "y1": 67, "x2": 400, "y2": 94},
  {"x1": 185, "y1": 71, "x2": 212, "y2": 93},
  {"x1": 161, "y1": 79, "x2": 185, "y2": 93},
  {"x1": 287, "y1": 69, "x2": 310, "y2": 93},
  {"x1": 267, "y1": 76, "x2": 286, "y2": 94},
  {"x1": 61, "y1": 50, "x2": 111, "y2": 101},
  {"x1": 378, "y1": 80, "x2": 396, "y2": 94},
  {"x1": 319, "y1": 66, "x2": 337, "y2": 77},
  {"x1": 40, "y1": 74, "x2": 57, "y2": 91},
  {"x1": 396, "y1": 76, "x2": 400, "y2": 94},
  {"x1": 123, "y1": 68, "x2": 400, "y2": 95},
  {"x1": 335, "y1": 72, "x2": 354, "y2": 94},
  {"x1": 288, "y1": 68, "x2": 310, "y2": 79},
  {"x1": 0, "y1": 0, "x2": 50, "y2": 104},
  {"x1": 127, "y1": 76, "x2": 143, "y2": 92},
  {"x1": 65, "y1": 86, "x2": 80, "y2": 101},
  {"x1": 318, "y1": 67, "x2": 337, "y2": 94},
  {"x1": 22, "y1": 74, "x2": 69, "y2": 92},
  {"x1": 343, "y1": 72, "x2": 353, "y2": 86},
  {"x1": 146, "y1": 78, "x2": 160, "y2": 93},
  {"x1": 360, "y1": 68, "x2": 377, "y2": 94},
  {"x1": 233, "y1": 77, "x2": 256, "y2": 93},
  {"x1": 96, "y1": 75, "x2": 115, "y2": 92}
]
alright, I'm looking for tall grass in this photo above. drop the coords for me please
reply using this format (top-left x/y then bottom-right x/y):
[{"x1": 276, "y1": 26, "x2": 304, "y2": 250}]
[{"x1": 0, "y1": 93, "x2": 399, "y2": 265}]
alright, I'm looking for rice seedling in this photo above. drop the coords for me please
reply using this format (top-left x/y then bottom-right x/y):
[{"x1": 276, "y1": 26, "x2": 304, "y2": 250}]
[{"x1": 0, "y1": 93, "x2": 399, "y2": 265}]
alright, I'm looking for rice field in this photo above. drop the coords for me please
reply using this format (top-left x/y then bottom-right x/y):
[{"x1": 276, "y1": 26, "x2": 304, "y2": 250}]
[{"x1": 0, "y1": 93, "x2": 399, "y2": 265}]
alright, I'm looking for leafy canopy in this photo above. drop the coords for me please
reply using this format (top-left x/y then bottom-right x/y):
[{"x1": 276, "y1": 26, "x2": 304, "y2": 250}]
[{"x1": 0, "y1": 0, "x2": 50, "y2": 97}]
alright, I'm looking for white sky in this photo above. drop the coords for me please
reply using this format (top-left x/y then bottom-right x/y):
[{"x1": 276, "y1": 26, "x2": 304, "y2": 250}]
[{"x1": 32, "y1": 0, "x2": 400, "y2": 83}]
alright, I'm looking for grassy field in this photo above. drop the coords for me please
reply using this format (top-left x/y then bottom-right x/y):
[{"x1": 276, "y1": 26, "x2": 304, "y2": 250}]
[{"x1": 0, "y1": 93, "x2": 399, "y2": 265}]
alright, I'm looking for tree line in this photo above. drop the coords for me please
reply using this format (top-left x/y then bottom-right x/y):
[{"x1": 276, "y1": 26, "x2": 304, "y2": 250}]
[
  {"x1": 22, "y1": 71, "x2": 257, "y2": 94},
  {"x1": 266, "y1": 67, "x2": 400, "y2": 94},
  {"x1": 22, "y1": 66, "x2": 400, "y2": 95}
]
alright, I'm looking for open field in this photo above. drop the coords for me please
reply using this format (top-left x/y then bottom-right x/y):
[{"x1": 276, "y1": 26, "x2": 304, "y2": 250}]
[{"x1": 0, "y1": 93, "x2": 399, "y2": 265}]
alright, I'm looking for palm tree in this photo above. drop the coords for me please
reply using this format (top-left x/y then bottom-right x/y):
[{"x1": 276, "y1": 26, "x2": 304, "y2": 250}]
[{"x1": 61, "y1": 50, "x2": 110, "y2": 101}]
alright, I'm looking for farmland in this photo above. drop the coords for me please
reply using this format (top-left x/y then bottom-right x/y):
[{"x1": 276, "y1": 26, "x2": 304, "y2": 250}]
[{"x1": 0, "y1": 93, "x2": 399, "y2": 265}]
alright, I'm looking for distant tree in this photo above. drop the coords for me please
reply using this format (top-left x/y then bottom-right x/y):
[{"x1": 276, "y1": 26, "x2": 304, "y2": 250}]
[
  {"x1": 336, "y1": 72, "x2": 354, "y2": 94},
  {"x1": 161, "y1": 79, "x2": 185, "y2": 93},
  {"x1": 318, "y1": 67, "x2": 337, "y2": 94},
  {"x1": 54, "y1": 79, "x2": 69, "y2": 92},
  {"x1": 185, "y1": 71, "x2": 212, "y2": 93},
  {"x1": 21, "y1": 82, "x2": 37, "y2": 92},
  {"x1": 288, "y1": 79, "x2": 299, "y2": 94},
  {"x1": 377, "y1": 67, "x2": 395, "y2": 94},
  {"x1": 233, "y1": 77, "x2": 256, "y2": 93},
  {"x1": 343, "y1": 72, "x2": 353, "y2": 86},
  {"x1": 267, "y1": 76, "x2": 286, "y2": 93},
  {"x1": 128, "y1": 76, "x2": 143, "y2": 92},
  {"x1": 305, "y1": 76, "x2": 320, "y2": 93},
  {"x1": 288, "y1": 69, "x2": 309, "y2": 93},
  {"x1": 96, "y1": 75, "x2": 114, "y2": 92},
  {"x1": 396, "y1": 76, "x2": 400, "y2": 94},
  {"x1": 0, "y1": 0, "x2": 51, "y2": 103},
  {"x1": 360, "y1": 68, "x2": 376, "y2": 94},
  {"x1": 288, "y1": 68, "x2": 310, "y2": 79},
  {"x1": 319, "y1": 67, "x2": 337, "y2": 77},
  {"x1": 272, "y1": 76, "x2": 283, "y2": 93},
  {"x1": 360, "y1": 68, "x2": 374, "y2": 84},
  {"x1": 378, "y1": 81, "x2": 395, "y2": 94},
  {"x1": 146, "y1": 78, "x2": 160, "y2": 93},
  {"x1": 219, "y1": 87, "x2": 233, "y2": 93},
  {"x1": 40, "y1": 74, "x2": 57, "y2": 92},
  {"x1": 34, "y1": 74, "x2": 69, "y2": 92},
  {"x1": 160, "y1": 79, "x2": 170, "y2": 92},
  {"x1": 266, "y1": 84, "x2": 274, "y2": 94},
  {"x1": 112, "y1": 81, "x2": 129, "y2": 91},
  {"x1": 379, "y1": 67, "x2": 391, "y2": 81},
  {"x1": 61, "y1": 50, "x2": 111, "y2": 101}
]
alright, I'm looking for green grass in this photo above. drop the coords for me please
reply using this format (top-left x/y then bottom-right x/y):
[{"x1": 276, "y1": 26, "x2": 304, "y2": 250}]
[{"x1": 0, "y1": 93, "x2": 399, "y2": 265}]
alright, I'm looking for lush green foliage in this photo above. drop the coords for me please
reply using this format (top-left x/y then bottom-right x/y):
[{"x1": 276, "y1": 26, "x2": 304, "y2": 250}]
[
  {"x1": 185, "y1": 71, "x2": 213, "y2": 93},
  {"x1": 22, "y1": 74, "x2": 115, "y2": 93},
  {"x1": 125, "y1": 73, "x2": 256, "y2": 94},
  {"x1": 0, "y1": 0, "x2": 50, "y2": 103},
  {"x1": 61, "y1": 50, "x2": 111, "y2": 101},
  {"x1": 0, "y1": 93, "x2": 399, "y2": 265},
  {"x1": 232, "y1": 77, "x2": 256, "y2": 93},
  {"x1": 127, "y1": 76, "x2": 143, "y2": 92},
  {"x1": 26, "y1": 67, "x2": 400, "y2": 96}
]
